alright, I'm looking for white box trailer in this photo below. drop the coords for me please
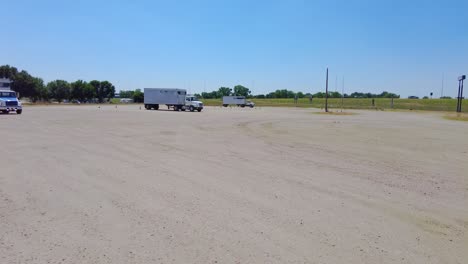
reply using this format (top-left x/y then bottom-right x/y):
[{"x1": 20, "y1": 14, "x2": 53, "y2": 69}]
[
  {"x1": 144, "y1": 88, "x2": 203, "y2": 112},
  {"x1": 222, "y1": 96, "x2": 255, "y2": 108}
]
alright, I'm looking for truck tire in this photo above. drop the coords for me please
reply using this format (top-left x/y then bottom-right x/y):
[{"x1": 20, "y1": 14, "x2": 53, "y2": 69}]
[
  {"x1": 240, "y1": 104, "x2": 245, "y2": 108},
  {"x1": 189, "y1": 106, "x2": 194, "y2": 112},
  {"x1": 155, "y1": 104, "x2": 159, "y2": 110},
  {"x1": 1, "y1": 110, "x2": 8, "y2": 114},
  {"x1": 197, "y1": 109, "x2": 202, "y2": 112},
  {"x1": 16, "y1": 109, "x2": 22, "y2": 114},
  {"x1": 223, "y1": 104, "x2": 228, "y2": 107},
  {"x1": 250, "y1": 105, "x2": 254, "y2": 108}
]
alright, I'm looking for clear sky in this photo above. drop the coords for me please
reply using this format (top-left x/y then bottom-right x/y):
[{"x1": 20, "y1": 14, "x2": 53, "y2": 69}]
[{"x1": 3, "y1": 0, "x2": 467, "y2": 97}]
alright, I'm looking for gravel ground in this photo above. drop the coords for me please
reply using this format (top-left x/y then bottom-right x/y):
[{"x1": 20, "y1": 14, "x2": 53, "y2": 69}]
[{"x1": 1, "y1": 105, "x2": 467, "y2": 264}]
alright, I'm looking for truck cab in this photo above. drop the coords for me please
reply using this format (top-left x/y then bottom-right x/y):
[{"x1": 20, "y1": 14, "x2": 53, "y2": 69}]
[
  {"x1": 0, "y1": 78, "x2": 22, "y2": 114},
  {"x1": 185, "y1": 95, "x2": 203, "y2": 112},
  {"x1": 245, "y1": 100, "x2": 255, "y2": 108}
]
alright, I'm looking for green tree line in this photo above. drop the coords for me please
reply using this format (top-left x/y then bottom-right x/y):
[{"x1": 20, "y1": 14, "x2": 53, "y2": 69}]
[
  {"x1": 0, "y1": 65, "x2": 115, "y2": 103},
  {"x1": 198, "y1": 86, "x2": 400, "y2": 99}
]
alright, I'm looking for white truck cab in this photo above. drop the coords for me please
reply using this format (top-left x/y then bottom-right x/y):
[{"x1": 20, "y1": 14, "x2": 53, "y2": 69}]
[
  {"x1": 185, "y1": 95, "x2": 204, "y2": 112},
  {"x1": 0, "y1": 78, "x2": 22, "y2": 114}
]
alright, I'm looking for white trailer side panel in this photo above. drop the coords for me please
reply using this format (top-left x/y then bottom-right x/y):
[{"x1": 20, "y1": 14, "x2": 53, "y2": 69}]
[
  {"x1": 223, "y1": 96, "x2": 246, "y2": 105},
  {"x1": 144, "y1": 88, "x2": 186, "y2": 105}
]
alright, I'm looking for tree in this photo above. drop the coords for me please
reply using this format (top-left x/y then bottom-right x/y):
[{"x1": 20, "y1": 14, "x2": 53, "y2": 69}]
[
  {"x1": 217, "y1": 87, "x2": 232, "y2": 97},
  {"x1": 0, "y1": 65, "x2": 19, "y2": 79},
  {"x1": 132, "y1": 89, "x2": 144, "y2": 103},
  {"x1": 119, "y1": 90, "x2": 134, "y2": 98},
  {"x1": 0, "y1": 65, "x2": 46, "y2": 100},
  {"x1": 70, "y1": 80, "x2": 89, "y2": 102},
  {"x1": 233, "y1": 85, "x2": 251, "y2": 97},
  {"x1": 83, "y1": 83, "x2": 96, "y2": 102},
  {"x1": 29, "y1": 78, "x2": 46, "y2": 102},
  {"x1": 89, "y1": 80, "x2": 115, "y2": 103},
  {"x1": 35, "y1": 78, "x2": 50, "y2": 102},
  {"x1": 329, "y1": 91, "x2": 342, "y2": 98},
  {"x1": 89, "y1": 80, "x2": 103, "y2": 102},
  {"x1": 201, "y1": 91, "x2": 217, "y2": 99},
  {"x1": 11, "y1": 70, "x2": 37, "y2": 99},
  {"x1": 101, "y1": 81, "x2": 115, "y2": 101},
  {"x1": 47, "y1": 80, "x2": 70, "y2": 102}
]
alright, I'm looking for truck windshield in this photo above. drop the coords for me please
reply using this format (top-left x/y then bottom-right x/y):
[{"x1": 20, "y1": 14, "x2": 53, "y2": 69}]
[{"x1": 0, "y1": 92, "x2": 16, "y2": 97}]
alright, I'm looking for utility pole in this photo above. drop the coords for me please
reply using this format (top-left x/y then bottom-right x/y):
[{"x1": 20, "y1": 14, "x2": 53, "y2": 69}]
[
  {"x1": 457, "y1": 75, "x2": 466, "y2": 113},
  {"x1": 335, "y1": 75, "x2": 338, "y2": 93},
  {"x1": 325, "y1": 68, "x2": 329, "y2": 112}
]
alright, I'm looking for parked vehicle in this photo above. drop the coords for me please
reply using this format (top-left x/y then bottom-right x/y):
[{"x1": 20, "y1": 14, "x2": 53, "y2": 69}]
[
  {"x1": 222, "y1": 96, "x2": 255, "y2": 108},
  {"x1": 185, "y1": 94, "x2": 204, "y2": 112},
  {"x1": 144, "y1": 88, "x2": 203, "y2": 112},
  {"x1": 119, "y1": 98, "x2": 133, "y2": 103},
  {"x1": 0, "y1": 78, "x2": 22, "y2": 114}
]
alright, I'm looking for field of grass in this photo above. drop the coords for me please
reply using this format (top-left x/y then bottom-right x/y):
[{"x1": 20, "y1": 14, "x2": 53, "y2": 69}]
[
  {"x1": 201, "y1": 98, "x2": 468, "y2": 112},
  {"x1": 108, "y1": 97, "x2": 467, "y2": 112}
]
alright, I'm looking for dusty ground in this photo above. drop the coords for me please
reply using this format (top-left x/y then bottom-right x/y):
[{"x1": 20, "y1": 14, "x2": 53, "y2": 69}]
[{"x1": 1, "y1": 105, "x2": 467, "y2": 264}]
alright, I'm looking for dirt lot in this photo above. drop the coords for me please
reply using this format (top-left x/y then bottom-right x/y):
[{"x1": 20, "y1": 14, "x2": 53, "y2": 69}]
[{"x1": 1, "y1": 105, "x2": 467, "y2": 264}]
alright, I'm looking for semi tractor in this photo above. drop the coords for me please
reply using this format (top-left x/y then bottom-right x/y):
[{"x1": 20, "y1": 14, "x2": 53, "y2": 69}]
[
  {"x1": 144, "y1": 88, "x2": 203, "y2": 112},
  {"x1": 0, "y1": 78, "x2": 22, "y2": 114},
  {"x1": 222, "y1": 96, "x2": 255, "y2": 108}
]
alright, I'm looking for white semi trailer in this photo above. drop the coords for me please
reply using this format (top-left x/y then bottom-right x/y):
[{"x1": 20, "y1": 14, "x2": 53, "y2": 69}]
[
  {"x1": 222, "y1": 96, "x2": 254, "y2": 108},
  {"x1": 144, "y1": 88, "x2": 203, "y2": 112}
]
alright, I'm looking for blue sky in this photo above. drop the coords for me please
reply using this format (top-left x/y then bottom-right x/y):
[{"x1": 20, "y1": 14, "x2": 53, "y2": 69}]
[{"x1": 3, "y1": 0, "x2": 467, "y2": 97}]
